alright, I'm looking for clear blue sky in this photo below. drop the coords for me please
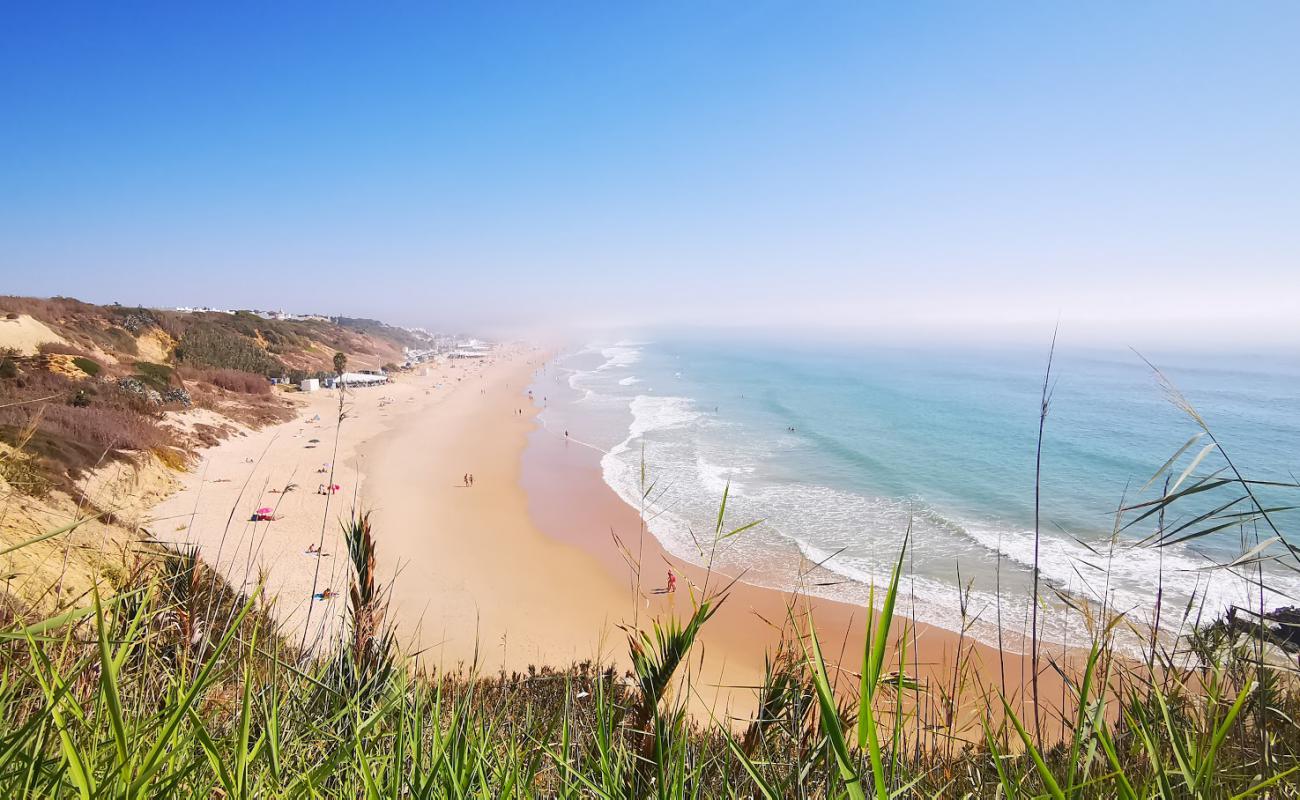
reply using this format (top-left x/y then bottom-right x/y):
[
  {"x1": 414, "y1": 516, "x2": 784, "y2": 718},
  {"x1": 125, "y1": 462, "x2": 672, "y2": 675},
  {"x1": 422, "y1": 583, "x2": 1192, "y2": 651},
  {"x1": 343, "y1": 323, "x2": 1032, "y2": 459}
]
[{"x1": 2, "y1": 2, "x2": 1297, "y2": 343}]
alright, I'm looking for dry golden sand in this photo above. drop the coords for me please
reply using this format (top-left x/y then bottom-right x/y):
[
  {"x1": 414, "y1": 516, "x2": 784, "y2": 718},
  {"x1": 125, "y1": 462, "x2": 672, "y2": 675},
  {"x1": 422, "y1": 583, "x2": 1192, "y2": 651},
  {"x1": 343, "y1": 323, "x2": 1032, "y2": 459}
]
[
  {"x1": 0, "y1": 314, "x2": 67, "y2": 356},
  {"x1": 148, "y1": 353, "x2": 511, "y2": 646}
]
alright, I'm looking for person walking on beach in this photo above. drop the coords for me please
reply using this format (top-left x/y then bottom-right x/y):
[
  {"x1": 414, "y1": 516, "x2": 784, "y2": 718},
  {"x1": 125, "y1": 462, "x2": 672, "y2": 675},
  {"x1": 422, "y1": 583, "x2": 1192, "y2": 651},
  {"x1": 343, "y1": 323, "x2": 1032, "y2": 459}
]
[
  {"x1": 469, "y1": 473, "x2": 475, "y2": 487},
  {"x1": 463, "y1": 473, "x2": 468, "y2": 487},
  {"x1": 666, "y1": 569, "x2": 677, "y2": 593}
]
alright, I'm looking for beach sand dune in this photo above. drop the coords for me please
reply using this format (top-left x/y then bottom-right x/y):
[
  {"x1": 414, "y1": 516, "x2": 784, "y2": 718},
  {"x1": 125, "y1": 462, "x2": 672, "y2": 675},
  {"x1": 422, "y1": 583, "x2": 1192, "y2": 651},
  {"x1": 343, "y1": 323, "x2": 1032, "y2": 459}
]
[{"x1": 0, "y1": 314, "x2": 68, "y2": 355}]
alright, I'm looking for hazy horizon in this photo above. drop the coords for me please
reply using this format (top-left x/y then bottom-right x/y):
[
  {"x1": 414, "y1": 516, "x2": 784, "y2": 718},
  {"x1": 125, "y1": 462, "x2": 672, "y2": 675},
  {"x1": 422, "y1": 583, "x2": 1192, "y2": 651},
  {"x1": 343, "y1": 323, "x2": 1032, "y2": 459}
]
[{"x1": 3, "y1": 2, "x2": 1298, "y2": 345}]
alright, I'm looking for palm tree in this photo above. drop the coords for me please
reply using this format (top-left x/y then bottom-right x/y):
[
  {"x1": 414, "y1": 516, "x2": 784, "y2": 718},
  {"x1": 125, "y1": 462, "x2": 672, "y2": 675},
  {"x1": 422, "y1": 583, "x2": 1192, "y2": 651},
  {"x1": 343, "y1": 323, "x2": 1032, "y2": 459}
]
[{"x1": 333, "y1": 351, "x2": 347, "y2": 375}]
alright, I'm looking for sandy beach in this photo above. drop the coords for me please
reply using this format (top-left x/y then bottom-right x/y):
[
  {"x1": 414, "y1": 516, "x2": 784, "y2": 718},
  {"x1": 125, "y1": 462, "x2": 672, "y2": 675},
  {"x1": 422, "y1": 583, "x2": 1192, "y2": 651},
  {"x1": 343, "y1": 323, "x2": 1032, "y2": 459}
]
[
  {"x1": 152, "y1": 344, "x2": 1067, "y2": 729},
  {"x1": 148, "y1": 350, "x2": 521, "y2": 647}
]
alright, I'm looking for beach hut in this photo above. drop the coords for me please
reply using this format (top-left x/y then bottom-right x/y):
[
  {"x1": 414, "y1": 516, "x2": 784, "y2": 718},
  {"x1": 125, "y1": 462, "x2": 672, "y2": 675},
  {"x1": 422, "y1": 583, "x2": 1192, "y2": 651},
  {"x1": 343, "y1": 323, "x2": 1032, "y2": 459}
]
[{"x1": 300, "y1": 378, "x2": 320, "y2": 392}]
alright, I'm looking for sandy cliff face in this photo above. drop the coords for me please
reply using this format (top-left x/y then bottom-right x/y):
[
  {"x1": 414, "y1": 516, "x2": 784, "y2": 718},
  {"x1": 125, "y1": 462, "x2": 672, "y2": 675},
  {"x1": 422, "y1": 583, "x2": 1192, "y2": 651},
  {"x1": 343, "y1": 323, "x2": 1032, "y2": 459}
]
[{"x1": 0, "y1": 446, "x2": 179, "y2": 615}]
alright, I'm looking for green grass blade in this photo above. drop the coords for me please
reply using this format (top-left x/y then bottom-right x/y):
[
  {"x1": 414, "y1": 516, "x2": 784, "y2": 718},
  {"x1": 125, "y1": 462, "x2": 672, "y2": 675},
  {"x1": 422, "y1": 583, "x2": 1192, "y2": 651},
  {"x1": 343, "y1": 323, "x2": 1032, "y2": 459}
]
[
  {"x1": 129, "y1": 588, "x2": 260, "y2": 795},
  {"x1": 804, "y1": 618, "x2": 867, "y2": 800},
  {"x1": 93, "y1": 592, "x2": 131, "y2": 784},
  {"x1": 22, "y1": 631, "x2": 94, "y2": 800},
  {"x1": 1002, "y1": 697, "x2": 1066, "y2": 800}
]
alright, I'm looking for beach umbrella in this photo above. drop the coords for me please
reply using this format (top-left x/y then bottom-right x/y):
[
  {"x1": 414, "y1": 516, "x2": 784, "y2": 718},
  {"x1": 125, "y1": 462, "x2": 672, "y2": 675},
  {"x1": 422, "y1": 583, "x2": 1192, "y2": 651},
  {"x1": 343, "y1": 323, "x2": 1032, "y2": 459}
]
[{"x1": 256, "y1": 507, "x2": 273, "y2": 515}]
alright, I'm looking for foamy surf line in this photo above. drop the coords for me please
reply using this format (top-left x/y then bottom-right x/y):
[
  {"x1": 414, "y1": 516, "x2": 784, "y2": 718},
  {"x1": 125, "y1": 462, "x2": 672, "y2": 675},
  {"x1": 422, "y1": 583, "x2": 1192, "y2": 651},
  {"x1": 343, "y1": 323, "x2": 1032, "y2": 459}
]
[
  {"x1": 566, "y1": 360, "x2": 1037, "y2": 648},
  {"x1": 581, "y1": 376, "x2": 1299, "y2": 655}
]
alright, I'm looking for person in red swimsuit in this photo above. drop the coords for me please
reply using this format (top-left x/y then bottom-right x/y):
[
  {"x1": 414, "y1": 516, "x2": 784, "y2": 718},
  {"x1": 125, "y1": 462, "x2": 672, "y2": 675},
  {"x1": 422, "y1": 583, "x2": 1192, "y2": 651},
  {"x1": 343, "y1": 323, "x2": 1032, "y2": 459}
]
[{"x1": 666, "y1": 569, "x2": 677, "y2": 593}]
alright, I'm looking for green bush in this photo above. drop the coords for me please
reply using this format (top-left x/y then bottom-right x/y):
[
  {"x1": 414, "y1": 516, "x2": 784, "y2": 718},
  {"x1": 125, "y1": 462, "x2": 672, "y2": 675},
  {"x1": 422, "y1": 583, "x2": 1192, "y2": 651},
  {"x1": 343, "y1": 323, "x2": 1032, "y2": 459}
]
[
  {"x1": 72, "y1": 356, "x2": 101, "y2": 376},
  {"x1": 174, "y1": 323, "x2": 283, "y2": 375},
  {"x1": 133, "y1": 361, "x2": 173, "y2": 389}
]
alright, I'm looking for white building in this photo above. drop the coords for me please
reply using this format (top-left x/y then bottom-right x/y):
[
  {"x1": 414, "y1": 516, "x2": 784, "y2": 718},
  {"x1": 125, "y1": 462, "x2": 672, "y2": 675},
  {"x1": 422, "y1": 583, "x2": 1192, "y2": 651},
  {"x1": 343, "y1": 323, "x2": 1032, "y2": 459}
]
[{"x1": 339, "y1": 371, "x2": 389, "y2": 387}]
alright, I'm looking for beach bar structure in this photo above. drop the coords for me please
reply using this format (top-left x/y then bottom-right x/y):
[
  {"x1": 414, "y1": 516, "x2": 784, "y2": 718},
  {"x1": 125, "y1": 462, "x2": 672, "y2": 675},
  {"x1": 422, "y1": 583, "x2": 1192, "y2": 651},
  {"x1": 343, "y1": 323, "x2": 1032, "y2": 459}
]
[{"x1": 336, "y1": 371, "x2": 389, "y2": 387}]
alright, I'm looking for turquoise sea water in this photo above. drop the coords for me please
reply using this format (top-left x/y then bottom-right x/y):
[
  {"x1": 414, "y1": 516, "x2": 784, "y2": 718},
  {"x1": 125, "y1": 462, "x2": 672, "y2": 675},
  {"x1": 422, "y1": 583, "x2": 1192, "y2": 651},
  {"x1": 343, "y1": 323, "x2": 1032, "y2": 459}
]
[{"x1": 537, "y1": 339, "x2": 1300, "y2": 648}]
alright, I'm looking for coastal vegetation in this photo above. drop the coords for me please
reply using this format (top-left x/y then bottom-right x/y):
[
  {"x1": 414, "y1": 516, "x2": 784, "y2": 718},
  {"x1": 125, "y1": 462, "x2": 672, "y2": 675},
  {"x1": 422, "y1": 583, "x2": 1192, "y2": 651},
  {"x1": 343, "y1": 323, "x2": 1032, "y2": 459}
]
[{"x1": 0, "y1": 380, "x2": 1297, "y2": 797}]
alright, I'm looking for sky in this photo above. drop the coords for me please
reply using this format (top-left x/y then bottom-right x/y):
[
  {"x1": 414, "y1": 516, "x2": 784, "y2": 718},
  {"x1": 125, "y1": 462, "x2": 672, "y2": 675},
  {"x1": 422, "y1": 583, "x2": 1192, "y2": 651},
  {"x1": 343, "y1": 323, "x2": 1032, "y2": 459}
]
[{"x1": 2, "y1": 2, "x2": 1298, "y2": 344}]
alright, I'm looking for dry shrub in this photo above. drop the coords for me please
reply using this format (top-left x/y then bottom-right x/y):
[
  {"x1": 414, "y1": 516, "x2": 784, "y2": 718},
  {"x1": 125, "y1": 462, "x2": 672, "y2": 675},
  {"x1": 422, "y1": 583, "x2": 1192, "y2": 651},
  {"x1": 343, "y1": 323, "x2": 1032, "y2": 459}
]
[
  {"x1": 204, "y1": 368, "x2": 271, "y2": 395},
  {"x1": 16, "y1": 403, "x2": 170, "y2": 454},
  {"x1": 183, "y1": 379, "x2": 294, "y2": 429},
  {"x1": 36, "y1": 341, "x2": 95, "y2": 358},
  {"x1": 0, "y1": 295, "x2": 101, "y2": 323},
  {"x1": 0, "y1": 369, "x2": 174, "y2": 475}
]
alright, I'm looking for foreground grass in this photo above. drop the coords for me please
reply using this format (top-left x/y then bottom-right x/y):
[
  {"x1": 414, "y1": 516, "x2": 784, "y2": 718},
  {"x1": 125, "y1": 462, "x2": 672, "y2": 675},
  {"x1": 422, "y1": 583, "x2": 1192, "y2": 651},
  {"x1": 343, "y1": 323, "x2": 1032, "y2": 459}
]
[
  {"x1": 1, "y1": 509, "x2": 1296, "y2": 798},
  {"x1": 2, "y1": 366, "x2": 1299, "y2": 797}
]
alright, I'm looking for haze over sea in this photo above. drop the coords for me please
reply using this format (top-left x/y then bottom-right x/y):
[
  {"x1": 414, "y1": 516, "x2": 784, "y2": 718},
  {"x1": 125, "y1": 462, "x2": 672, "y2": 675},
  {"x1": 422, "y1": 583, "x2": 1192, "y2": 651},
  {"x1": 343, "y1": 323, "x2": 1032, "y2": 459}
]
[{"x1": 538, "y1": 338, "x2": 1300, "y2": 649}]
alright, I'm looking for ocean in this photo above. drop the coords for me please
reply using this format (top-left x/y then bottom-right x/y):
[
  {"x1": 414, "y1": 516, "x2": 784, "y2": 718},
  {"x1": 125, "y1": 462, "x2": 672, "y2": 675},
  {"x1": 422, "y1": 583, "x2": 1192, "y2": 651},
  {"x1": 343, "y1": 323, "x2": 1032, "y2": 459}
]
[{"x1": 534, "y1": 337, "x2": 1300, "y2": 650}]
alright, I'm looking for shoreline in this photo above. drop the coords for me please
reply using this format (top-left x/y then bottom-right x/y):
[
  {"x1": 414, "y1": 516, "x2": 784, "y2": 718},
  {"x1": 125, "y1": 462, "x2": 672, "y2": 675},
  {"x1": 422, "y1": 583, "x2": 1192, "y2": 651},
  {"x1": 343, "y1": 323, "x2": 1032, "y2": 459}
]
[
  {"x1": 150, "y1": 344, "x2": 1070, "y2": 726},
  {"x1": 520, "y1": 360, "x2": 1070, "y2": 724}
]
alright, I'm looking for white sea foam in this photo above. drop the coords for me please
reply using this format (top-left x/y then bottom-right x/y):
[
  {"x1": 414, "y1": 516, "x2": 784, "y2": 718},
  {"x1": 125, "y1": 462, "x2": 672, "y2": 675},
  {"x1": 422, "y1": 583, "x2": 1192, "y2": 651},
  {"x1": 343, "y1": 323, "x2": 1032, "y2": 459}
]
[
  {"x1": 791, "y1": 538, "x2": 1018, "y2": 647},
  {"x1": 695, "y1": 457, "x2": 734, "y2": 496},
  {"x1": 596, "y1": 390, "x2": 1015, "y2": 643},
  {"x1": 579, "y1": 340, "x2": 1300, "y2": 653},
  {"x1": 612, "y1": 395, "x2": 702, "y2": 451},
  {"x1": 603, "y1": 427, "x2": 1296, "y2": 652},
  {"x1": 749, "y1": 476, "x2": 1300, "y2": 650},
  {"x1": 962, "y1": 523, "x2": 1300, "y2": 624},
  {"x1": 596, "y1": 344, "x2": 641, "y2": 371},
  {"x1": 563, "y1": 342, "x2": 642, "y2": 395},
  {"x1": 599, "y1": 394, "x2": 718, "y2": 558}
]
